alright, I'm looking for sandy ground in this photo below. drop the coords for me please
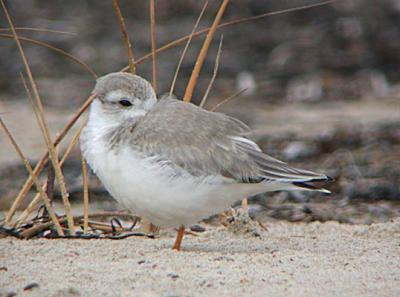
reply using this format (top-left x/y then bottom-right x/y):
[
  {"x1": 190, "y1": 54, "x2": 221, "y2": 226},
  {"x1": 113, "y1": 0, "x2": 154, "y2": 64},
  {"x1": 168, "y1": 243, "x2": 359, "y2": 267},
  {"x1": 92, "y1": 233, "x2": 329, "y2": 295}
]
[{"x1": 1, "y1": 220, "x2": 399, "y2": 297}]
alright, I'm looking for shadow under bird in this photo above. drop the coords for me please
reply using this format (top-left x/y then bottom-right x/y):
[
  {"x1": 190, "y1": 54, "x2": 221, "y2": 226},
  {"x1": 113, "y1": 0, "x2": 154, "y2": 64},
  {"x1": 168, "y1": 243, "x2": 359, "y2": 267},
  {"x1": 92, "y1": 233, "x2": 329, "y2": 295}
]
[{"x1": 80, "y1": 72, "x2": 331, "y2": 250}]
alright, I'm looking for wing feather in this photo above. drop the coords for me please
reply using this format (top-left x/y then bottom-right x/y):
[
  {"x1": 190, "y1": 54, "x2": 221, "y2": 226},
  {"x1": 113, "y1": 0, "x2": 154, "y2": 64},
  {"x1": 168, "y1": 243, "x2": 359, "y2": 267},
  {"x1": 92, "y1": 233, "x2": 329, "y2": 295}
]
[{"x1": 129, "y1": 97, "x2": 330, "y2": 184}]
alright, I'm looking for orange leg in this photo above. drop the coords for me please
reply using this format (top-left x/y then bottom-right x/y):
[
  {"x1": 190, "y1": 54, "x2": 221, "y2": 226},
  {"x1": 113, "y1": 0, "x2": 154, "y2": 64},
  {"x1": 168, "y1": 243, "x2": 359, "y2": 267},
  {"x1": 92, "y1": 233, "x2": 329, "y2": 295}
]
[{"x1": 172, "y1": 225, "x2": 185, "y2": 251}]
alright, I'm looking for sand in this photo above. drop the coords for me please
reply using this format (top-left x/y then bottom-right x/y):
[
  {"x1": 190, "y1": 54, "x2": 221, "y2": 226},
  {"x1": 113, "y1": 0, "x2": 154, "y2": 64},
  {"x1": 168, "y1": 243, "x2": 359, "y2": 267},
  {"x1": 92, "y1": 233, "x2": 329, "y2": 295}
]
[{"x1": 1, "y1": 219, "x2": 399, "y2": 297}]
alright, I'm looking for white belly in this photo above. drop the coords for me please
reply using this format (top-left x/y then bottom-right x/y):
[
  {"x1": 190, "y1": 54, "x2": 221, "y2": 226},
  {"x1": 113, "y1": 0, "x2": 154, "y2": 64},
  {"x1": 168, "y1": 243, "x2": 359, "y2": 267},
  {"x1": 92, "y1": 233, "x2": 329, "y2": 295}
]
[{"x1": 81, "y1": 136, "x2": 270, "y2": 228}]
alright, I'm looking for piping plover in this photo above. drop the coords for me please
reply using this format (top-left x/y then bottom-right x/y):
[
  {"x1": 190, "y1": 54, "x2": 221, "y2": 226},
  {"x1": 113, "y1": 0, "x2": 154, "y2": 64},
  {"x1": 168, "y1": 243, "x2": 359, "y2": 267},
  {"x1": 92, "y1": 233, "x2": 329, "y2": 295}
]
[{"x1": 80, "y1": 72, "x2": 331, "y2": 250}]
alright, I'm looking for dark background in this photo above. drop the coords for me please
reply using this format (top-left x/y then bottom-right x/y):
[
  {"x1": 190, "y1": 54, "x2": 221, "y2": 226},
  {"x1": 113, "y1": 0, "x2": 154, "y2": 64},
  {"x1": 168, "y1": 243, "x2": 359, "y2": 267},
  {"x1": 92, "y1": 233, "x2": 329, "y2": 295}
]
[{"x1": 2, "y1": 0, "x2": 400, "y2": 103}]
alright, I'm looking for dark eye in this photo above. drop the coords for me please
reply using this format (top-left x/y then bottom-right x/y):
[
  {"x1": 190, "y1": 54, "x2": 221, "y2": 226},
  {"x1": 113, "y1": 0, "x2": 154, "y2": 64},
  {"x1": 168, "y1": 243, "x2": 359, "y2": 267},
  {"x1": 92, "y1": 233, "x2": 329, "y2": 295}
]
[{"x1": 118, "y1": 99, "x2": 132, "y2": 107}]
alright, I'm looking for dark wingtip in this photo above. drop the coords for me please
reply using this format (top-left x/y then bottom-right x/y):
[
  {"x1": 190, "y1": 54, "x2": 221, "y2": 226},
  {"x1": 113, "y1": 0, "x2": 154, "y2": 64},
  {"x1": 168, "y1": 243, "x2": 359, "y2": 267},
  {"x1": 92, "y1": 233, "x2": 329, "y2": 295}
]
[
  {"x1": 292, "y1": 182, "x2": 331, "y2": 195},
  {"x1": 326, "y1": 175, "x2": 334, "y2": 182},
  {"x1": 308, "y1": 175, "x2": 334, "y2": 183}
]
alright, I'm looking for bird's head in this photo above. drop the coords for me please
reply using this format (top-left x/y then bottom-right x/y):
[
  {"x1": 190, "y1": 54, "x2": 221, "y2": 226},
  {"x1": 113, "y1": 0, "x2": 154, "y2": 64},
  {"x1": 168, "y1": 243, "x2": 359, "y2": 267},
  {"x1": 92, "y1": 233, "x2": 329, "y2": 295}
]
[{"x1": 90, "y1": 72, "x2": 157, "y2": 124}]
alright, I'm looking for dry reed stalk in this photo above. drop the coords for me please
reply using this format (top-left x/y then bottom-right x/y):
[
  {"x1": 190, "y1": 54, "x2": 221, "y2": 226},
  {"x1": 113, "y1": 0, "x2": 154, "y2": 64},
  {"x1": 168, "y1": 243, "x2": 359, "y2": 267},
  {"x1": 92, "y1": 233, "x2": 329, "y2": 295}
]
[
  {"x1": 169, "y1": 1, "x2": 208, "y2": 96},
  {"x1": 112, "y1": 0, "x2": 136, "y2": 74},
  {"x1": 5, "y1": 94, "x2": 94, "y2": 225},
  {"x1": 149, "y1": 0, "x2": 157, "y2": 92},
  {"x1": 0, "y1": 118, "x2": 64, "y2": 236},
  {"x1": 87, "y1": 221, "x2": 126, "y2": 233},
  {"x1": 122, "y1": 0, "x2": 337, "y2": 72},
  {"x1": 19, "y1": 221, "x2": 55, "y2": 238},
  {"x1": 209, "y1": 88, "x2": 247, "y2": 111},
  {"x1": 0, "y1": 34, "x2": 97, "y2": 77},
  {"x1": 183, "y1": 0, "x2": 229, "y2": 103},
  {"x1": 16, "y1": 123, "x2": 85, "y2": 225},
  {"x1": 19, "y1": 74, "x2": 76, "y2": 235},
  {"x1": 81, "y1": 152, "x2": 90, "y2": 234},
  {"x1": 199, "y1": 35, "x2": 223, "y2": 108},
  {"x1": 0, "y1": 27, "x2": 75, "y2": 35},
  {"x1": 62, "y1": 212, "x2": 138, "y2": 223}
]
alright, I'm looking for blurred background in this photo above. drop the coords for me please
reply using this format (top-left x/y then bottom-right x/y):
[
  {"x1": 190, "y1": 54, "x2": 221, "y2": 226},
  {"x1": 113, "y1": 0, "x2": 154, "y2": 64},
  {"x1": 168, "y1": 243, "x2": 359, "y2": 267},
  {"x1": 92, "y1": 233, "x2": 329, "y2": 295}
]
[{"x1": 0, "y1": 0, "x2": 399, "y2": 224}]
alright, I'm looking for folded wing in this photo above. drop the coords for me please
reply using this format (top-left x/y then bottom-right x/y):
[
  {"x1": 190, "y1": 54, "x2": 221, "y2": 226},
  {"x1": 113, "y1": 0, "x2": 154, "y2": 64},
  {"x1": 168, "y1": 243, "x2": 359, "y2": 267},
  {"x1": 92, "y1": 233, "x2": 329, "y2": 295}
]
[{"x1": 129, "y1": 97, "x2": 331, "y2": 189}]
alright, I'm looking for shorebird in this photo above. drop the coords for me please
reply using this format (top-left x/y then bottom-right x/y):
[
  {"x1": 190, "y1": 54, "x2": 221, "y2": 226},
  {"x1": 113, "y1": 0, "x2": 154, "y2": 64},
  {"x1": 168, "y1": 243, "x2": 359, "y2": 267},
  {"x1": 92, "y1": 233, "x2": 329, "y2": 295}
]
[{"x1": 80, "y1": 72, "x2": 331, "y2": 250}]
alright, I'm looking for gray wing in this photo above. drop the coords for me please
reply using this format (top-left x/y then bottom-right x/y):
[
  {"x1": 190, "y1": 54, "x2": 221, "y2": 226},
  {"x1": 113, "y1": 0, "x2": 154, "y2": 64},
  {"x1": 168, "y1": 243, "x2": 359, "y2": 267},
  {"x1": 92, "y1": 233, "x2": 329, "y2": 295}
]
[{"x1": 130, "y1": 97, "x2": 329, "y2": 183}]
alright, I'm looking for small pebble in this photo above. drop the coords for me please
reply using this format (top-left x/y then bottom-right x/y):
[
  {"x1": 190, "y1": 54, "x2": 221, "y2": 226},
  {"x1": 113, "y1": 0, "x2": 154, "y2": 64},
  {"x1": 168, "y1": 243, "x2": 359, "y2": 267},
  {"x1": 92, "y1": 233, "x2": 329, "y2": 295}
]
[
  {"x1": 167, "y1": 273, "x2": 179, "y2": 280},
  {"x1": 190, "y1": 225, "x2": 206, "y2": 232}
]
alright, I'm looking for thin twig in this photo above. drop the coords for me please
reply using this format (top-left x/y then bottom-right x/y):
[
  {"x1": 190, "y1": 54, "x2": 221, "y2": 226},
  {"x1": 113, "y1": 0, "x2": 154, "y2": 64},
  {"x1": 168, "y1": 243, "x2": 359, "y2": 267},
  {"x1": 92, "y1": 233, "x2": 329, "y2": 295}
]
[
  {"x1": 15, "y1": 123, "x2": 85, "y2": 226},
  {"x1": 19, "y1": 73, "x2": 76, "y2": 234},
  {"x1": 5, "y1": 94, "x2": 94, "y2": 225},
  {"x1": 112, "y1": 0, "x2": 136, "y2": 74},
  {"x1": 65, "y1": 211, "x2": 138, "y2": 221},
  {"x1": 0, "y1": 34, "x2": 97, "y2": 77},
  {"x1": 0, "y1": 117, "x2": 64, "y2": 236},
  {"x1": 47, "y1": 232, "x2": 153, "y2": 240},
  {"x1": 169, "y1": 1, "x2": 208, "y2": 96},
  {"x1": 81, "y1": 152, "x2": 89, "y2": 234},
  {"x1": 0, "y1": 27, "x2": 75, "y2": 35},
  {"x1": 150, "y1": 0, "x2": 157, "y2": 92},
  {"x1": 199, "y1": 35, "x2": 223, "y2": 108},
  {"x1": 209, "y1": 88, "x2": 247, "y2": 111},
  {"x1": 257, "y1": 220, "x2": 269, "y2": 231},
  {"x1": 60, "y1": 124, "x2": 86, "y2": 166},
  {"x1": 183, "y1": 0, "x2": 230, "y2": 103},
  {"x1": 122, "y1": 0, "x2": 337, "y2": 72},
  {"x1": 87, "y1": 220, "x2": 126, "y2": 233}
]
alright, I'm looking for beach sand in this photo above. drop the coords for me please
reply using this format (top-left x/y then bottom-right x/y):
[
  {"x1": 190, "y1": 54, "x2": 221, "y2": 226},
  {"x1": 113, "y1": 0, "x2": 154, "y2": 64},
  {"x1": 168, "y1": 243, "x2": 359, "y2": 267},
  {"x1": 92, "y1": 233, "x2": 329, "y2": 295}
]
[{"x1": 1, "y1": 219, "x2": 399, "y2": 297}]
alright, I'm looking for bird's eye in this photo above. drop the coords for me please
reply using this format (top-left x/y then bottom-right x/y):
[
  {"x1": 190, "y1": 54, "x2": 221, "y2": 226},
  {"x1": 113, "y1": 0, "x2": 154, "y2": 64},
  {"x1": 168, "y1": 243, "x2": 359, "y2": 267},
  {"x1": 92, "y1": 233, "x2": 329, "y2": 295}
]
[{"x1": 118, "y1": 99, "x2": 132, "y2": 107}]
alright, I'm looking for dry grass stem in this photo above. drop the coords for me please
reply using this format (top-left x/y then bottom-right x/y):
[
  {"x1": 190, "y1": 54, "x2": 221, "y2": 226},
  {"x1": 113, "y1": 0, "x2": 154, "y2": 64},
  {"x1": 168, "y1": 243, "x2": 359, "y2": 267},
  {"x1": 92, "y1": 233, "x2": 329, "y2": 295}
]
[
  {"x1": 183, "y1": 0, "x2": 230, "y2": 103},
  {"x1": 60, "y1": 124, "x2": 86, "y2": 166},
  {"x1": 6, "y1": 94, "x2": 94, "y2": 225},
  {"x1": 122, "y1": 0, "x2": 337, "y2": 72},
  {"x1": 81, "y1": 152, "x2": 90, "y2": 234},
  {"x1": 200, "y1": 35, "x2": 223, "y2": 108},
  {"x1": 15, "y1": 124, "x2": 85, "y2": 226},
  {"x1": 169, "y1": 1, "x2": 208, "y2": 96},
  {"x1": 0, "y1": 34, "x2": 97, "y2": 77},
  {"x1": 210, "y1": 88, "x2": 247, "y2": 111},
  {"x1": 0, "y1": 27, "x2": 75, "y2": 35},
  {"x1": 150, "y1": 0, "x2": 157, "y2": 92},
  {"x1": 19, "y1": 73, "x2": 76, "y2": 235},
  {"x1": 0, "y1": 118, "x2": 64, "y2": 236},
  {"x1": 112, "y1": 0, "x2": 136, "y2": 74}
]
